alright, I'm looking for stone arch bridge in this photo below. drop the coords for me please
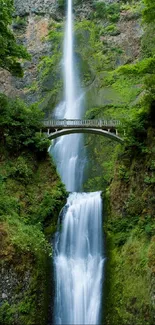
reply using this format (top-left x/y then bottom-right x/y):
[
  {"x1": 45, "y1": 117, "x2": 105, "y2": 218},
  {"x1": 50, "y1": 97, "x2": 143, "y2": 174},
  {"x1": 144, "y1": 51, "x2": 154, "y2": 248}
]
[{"x1": 42, "y1": 119, "x2": 124, "y2": 143}]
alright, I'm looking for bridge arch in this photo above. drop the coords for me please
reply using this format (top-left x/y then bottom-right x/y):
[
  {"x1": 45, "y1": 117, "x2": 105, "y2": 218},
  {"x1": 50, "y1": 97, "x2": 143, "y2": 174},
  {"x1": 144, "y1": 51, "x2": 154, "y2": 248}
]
[{"x1": 48, "y1": 128, "x2": 124, "y2": 143}]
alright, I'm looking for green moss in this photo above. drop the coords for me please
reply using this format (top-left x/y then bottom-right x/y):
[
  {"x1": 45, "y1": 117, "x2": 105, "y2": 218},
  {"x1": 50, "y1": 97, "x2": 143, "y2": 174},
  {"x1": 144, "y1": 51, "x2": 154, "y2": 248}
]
[
  {"x1": 105, "y1": 230, "x2": 154, "y2": 325},
  {"x1": 117, "y1": 57, "x2": 155, "y2": 75},
  {"x1": 142, "y1": 22, "x2": 155, "y2": 57},
  {"x1": 37, "y1": 21, "x2": 64, "y2": 113},
  {"x1": 84, "y1": 132, "x2": 122, "y2": 192}
]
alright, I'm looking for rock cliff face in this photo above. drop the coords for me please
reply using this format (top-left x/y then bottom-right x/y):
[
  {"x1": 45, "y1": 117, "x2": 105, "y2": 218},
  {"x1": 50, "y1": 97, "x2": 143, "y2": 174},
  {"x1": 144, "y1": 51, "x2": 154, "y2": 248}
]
[
  {"x1": 0, "y1": 14, "x2": 51, "y2": 103},
  {"x1": 0, "y1": 0, "x2": 142, "y2": 109},
  {"x1": 14, "y1": 0, "x2": 57, "y2": 16},
  {"x1": 0, "y1": 0, "x2": 60, "y2": 102},
  {"x1": 0, "y1": 0, "x2": 92, "y2": 102}
]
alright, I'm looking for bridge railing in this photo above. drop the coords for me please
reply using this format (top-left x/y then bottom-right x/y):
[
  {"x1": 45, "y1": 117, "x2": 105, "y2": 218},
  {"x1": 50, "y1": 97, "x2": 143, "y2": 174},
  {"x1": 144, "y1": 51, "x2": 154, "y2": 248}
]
[{"x1": 43, "y1": 119, "x2": 121, "y2": 128}]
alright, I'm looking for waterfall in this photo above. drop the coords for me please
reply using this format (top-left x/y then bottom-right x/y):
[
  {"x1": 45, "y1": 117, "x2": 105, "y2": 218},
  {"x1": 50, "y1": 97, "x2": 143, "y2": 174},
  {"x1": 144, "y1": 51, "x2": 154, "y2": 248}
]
[
  {"x1": 51, "y1": 0, "x2": 104, "y2": 324},
  {"x1": 51, "y1": 0, "x2": 84, "y2": 192},
  {"x1": 54, "y1": 192, "x2": 104, "y2": 324}
]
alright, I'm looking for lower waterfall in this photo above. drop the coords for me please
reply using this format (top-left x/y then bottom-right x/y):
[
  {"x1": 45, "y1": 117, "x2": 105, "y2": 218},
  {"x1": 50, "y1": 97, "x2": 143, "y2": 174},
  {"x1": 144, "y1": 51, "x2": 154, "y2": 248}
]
[{"x1": 54, "y1": 192, "x2": 104, "y2": 324}]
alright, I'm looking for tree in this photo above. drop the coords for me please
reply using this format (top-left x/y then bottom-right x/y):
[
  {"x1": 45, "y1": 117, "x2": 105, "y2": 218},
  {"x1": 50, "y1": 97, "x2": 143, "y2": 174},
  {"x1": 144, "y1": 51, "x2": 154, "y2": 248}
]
[
  {"x1": 0, "y1": 93, "x2": 50, "y2": 154},
  {"x1": 0, "y1": 0, "x2": 30, "y2": 77}
]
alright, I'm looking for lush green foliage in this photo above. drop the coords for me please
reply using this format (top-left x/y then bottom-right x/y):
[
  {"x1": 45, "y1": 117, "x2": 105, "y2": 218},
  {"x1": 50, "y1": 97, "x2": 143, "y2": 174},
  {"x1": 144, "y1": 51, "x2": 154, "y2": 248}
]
[
  {"x1": 0, "y1": 94, "x2": 66, "y2": 259},
  {"x1": 103, "y1": 2, "x2": 155, "y2": 322},
  {"x1": 0, "y1": 95, "x2": 66, "y2": 324},
  {"x1": 104, "y1": 133, "x2": 155, "y2": 323},
  {"x1": 0, "y1": 94, "x2": 50, "y2": 154},
  {"x1": 143, "y1": 0, "x2": 155, "y2": 23},
  {"x1": 93, "y1": 1, "x2": 120, "y2": 22},
  {"x1": 117, "y1": 57, "x2": 155, "y2": 75},
  {"x1": 0, "y1": 0, "x2": 30, "y2": 76},
  {"x1": 0, "y1": 150, "x2": 66, "y2": 324},
  {"x1": 105, "y1": 232, "x2": 154, "y2": 325}
]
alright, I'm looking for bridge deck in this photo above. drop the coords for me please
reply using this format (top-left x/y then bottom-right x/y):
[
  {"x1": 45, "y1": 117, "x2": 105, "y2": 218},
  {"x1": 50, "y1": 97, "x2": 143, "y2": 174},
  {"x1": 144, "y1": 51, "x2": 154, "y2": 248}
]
[{"x1": 43, "y1": 119, "x2": 121, "y2": 130}]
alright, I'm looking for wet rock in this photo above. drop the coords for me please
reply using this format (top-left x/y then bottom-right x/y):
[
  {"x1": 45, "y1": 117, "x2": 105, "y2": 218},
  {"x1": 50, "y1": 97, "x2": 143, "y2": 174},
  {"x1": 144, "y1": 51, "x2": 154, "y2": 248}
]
[
  {"x1": 2, "y1": 293, "x2": 8, "y2": 299},
  {"x1": 0, "y1": 267, "x2": 31, "y2": 305}
]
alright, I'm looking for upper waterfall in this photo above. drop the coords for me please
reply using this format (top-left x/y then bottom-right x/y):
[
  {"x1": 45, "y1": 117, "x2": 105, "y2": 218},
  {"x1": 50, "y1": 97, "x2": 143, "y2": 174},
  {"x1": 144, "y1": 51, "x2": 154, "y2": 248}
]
[
  {"x1": 51, "y1": 0, "x2": 85, "y2": 192},
  {"x1": 64, "y1": 0, "x2": 76, "y2": 118}
]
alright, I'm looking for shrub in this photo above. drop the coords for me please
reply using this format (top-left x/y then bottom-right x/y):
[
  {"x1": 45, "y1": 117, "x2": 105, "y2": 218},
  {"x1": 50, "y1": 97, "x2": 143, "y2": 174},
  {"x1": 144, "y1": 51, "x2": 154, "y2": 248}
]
[
  {"x1": 0, "y1": 94, "x2": 49, "y2": 155},
  {"x1": 9, "y1": 157, "x2": 33, "y2": 183},
  {"x1": 93, "y1": 1, "x2": 120, "y2": 22}
]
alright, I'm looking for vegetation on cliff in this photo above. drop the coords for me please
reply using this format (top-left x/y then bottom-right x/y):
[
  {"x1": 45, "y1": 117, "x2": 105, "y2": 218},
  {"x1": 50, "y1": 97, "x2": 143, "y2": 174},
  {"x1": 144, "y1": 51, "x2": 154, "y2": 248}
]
[
  {"x1": 103, "y1": 1, "x2": 155, "y2": 324},
  {"x1": 0, "y1": 94, "x2": 66, "y2": 325},
  {"x1": 0, "y1": 0, "x2": 30, "y2": 76},
  {"x1": 0, "y1": 3, "x2": 66, "y2": 323}
]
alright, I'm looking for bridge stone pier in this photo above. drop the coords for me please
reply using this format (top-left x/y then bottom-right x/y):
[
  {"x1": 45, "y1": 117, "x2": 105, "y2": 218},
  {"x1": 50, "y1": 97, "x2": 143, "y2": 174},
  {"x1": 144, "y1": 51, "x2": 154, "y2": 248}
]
[{"x1": 42, "y1": 119, "x2": 124, "y2": 143}]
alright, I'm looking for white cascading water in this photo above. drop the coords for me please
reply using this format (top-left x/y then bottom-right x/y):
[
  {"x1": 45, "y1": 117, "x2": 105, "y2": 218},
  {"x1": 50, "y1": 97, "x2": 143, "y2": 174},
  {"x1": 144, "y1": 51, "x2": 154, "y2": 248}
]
[
  {"x1": 54, "y1": 192, "x2": 104, "y2": 324},
  {"x1": 51, "y1": 0, "x2": 84, "y2": 192},
  {"x1": 52, "y1": 0, "x2": 104, "y2": 324}
]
